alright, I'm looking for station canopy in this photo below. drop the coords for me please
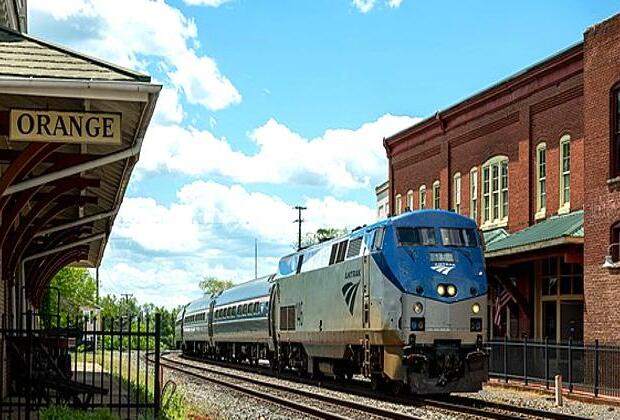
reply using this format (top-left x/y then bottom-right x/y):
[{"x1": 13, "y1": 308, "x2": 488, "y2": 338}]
[{"x1": 0, "y1": 27, "x2": 160, "y2": 305}]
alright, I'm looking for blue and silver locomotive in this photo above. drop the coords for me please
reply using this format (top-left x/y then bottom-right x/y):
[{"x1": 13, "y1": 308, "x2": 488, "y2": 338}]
[{"x1": 178, "y1": 210, "x2": 488, "y2": 394}]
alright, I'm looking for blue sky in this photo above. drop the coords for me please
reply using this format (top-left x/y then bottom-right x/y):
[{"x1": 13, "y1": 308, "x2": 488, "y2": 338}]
[{"x1": 28, "y1": 0, "x2": 620, "y2": 306}]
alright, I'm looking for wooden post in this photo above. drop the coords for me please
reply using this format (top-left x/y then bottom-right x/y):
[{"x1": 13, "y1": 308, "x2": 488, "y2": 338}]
[{"x1": 555, "y1": 375, "x2": 563, "y2": 406}]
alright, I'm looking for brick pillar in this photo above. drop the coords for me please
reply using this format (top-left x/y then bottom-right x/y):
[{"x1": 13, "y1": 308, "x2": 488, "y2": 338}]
[{"x1": 583, "y1": 13, "x2": 620, "y2": 343}]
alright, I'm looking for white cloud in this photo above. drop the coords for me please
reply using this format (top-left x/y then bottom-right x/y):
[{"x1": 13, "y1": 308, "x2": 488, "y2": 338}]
[
  {"x1": 139, "y1": 114, "x2": 420, "y2": 190},
  {"x1": 107, "y1": 181, "x2": 375, "y2": 307},
  {"x1": 183, "y1": 0, "x2": 233, "y2": 6},
  {"x1": 29, "y1": 0, "x2": 241, "y2": 111},
  {"x1": 153, "y1": 87, "x2": 184, "y2": 124},
  {"x1": 352, "y1": 0, "x2": 404, "y2": 13}
]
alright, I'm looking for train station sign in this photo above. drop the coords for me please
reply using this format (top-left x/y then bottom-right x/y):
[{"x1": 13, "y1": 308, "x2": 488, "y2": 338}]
[{"x1": 8, "y1": 109, "x2": 121, "y2": 145}]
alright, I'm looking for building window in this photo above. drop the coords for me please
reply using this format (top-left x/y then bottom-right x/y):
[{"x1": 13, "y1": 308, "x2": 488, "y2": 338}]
[
  {"x1": 612, "y1": 221, "x2": 620, "y2": 262},
  {"x1": 406, "y1": 190, "x2": 414, "y2": 212},
  {"x1": 419, "y1": 185, "x2": 426, "y2": 209},
  {"x1": 395, "y1": 194, "x2": 402, "y2": 215},
  {"x1": 559, "y1": 135, "x2": 571, "y2": 213},
  {"x1": 536, "y1": 143, "x2": 547, "y2": 218},
  {"x1": 453, "y1": 173, "x2": 461, "y2": 214},
  {"x1": 482, "y1": 156, "x2": 508, "y2": 227},
  {"x1": 612, "y1": 86, "x2": 620, "y2": 178},
  {"x1": 470, "y1": 167, "x2": 478, "y2": 222},
  {"x1": 432, "y1": 180, "x2": 440, "y2": 209}
]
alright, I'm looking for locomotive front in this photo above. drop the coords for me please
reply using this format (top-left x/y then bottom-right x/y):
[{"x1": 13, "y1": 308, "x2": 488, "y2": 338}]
[{"x1": 384, "y1": 211, "x2": 488, "y2": 393}]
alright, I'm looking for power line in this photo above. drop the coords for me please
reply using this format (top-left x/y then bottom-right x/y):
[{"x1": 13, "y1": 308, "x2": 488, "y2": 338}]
[{"x1": 293, "y1": 205, "x2": 307, "y2": 251}]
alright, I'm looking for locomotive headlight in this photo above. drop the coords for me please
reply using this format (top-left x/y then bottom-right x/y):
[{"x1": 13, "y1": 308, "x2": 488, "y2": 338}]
[
  {"x1": 447, "y1": 284, "x2": 457, "y2": 296},
  {"x1": 472, "y1": 303, "x2": 480, "y2": 314},
  {"x1": 436, "y1": 284, "x2": 446, "y2": 296},
  {"x1": 413, "y1": 302, "x2": 423, "y2": 314}
]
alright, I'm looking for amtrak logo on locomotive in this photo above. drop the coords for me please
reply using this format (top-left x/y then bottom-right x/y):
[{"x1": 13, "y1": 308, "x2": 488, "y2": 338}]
[{"x1": 342, "y1": 269, "x2": 361, "y2": 315}]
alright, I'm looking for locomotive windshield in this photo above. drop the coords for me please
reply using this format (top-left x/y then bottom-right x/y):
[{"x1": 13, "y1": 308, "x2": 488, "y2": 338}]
[
  {"x1": 440, "y1": 228, "x2": 478, "y2": 247},
  {"x1": 396, "y1": 227, "x2": 436, "y2": 246}
]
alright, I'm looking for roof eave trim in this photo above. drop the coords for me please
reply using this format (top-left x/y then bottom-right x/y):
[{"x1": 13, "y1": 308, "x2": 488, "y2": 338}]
[
  {"x1": 485, "y1": 236, "x2": 583, "y2": 259},
  {"x1": 0, "y1": 77, "x2": 162, "y2": 102}
]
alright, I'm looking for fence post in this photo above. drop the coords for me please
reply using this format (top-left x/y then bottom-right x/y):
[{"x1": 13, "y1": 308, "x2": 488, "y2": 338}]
[
  {"x1": 524, "y1": 337, "x2": 528, "y2": 386},
  {"x1": 594, "y1": 339, "x2": 599, "y2": 397},
  {"x1": 25, "y1": 310, "x2": 32, "y2": 420},
  {"x1": 154, "y1": 313, "x2": 161, "y2": 418},
  {"x1": 503, "y1": 335, "x2": 508, "y2": 383},
  {"x1": 568, "y1": 338, "x2": 573, "y2": 393},
  {"x1": 545, "y1": 337, "x2": 549, "y2": 390}
]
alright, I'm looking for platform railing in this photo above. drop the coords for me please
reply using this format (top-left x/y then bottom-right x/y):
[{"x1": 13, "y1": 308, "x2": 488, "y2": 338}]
[
  {"x1": 0, "y1": 311, "x2": 161, "y2": 420},
  {"x1": 488, "y1": 337, "x2": 620, "y2": 398}
]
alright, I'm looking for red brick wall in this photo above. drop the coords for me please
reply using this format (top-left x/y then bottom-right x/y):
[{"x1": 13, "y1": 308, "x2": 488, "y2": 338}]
[
  {"x1": 389, "y1": 63, "x2": 584, "y2": 234},
  {"x1": 583, "y1": 14, "x2": 620, "y2": 343}
]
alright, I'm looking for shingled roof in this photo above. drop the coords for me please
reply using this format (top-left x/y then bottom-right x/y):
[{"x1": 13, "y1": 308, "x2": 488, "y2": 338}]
[{"x1": 0, "y1": 25, "x2": 150, "y2": 82}]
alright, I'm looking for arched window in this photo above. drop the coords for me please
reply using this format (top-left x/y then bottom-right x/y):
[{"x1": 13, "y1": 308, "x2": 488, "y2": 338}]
[
  {"x1": 612, "y1": 85, "x2": 620, "y2": 178},
  {"x1": 482, "y1": 156, "x2": 509, "y2": 227},
  {"x1": 406, "y1": 190, "x2": 414, "y2": 211},
  {"x1": 432, "y1": 180, "x2": 440, "y2": 209},
  {"x1": 612, "y1": 221, "x2": 620, "y2": 263},
  {"x1": 419, "y1": 185, "x2": 427, "y2": 209},
  {"x1": 559, "y1": 135, "x2": 571, "y2": 213},
  {"x1": 536, "y1": 143, "x2": 547, "y2": 218},
  {"x1": 469, "y1": 167, "x2": 478, "y2": 222},
  {"x1": 453, "y1": 172, "x2": 461, "y2": 214},
  {"x1": 395, "y1": 194, "x2": 402, "y2": 215}
]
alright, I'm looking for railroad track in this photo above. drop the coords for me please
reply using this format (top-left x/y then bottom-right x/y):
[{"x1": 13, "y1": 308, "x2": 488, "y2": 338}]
[
  {"x1": 156, "y1": 352, "x2": 588, "y2": 419},
  {"x1": 152, "y1": 353, "x2": 423, "y2": 419}
]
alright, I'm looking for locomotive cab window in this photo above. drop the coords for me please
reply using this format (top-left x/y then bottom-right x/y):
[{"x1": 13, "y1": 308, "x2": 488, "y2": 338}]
[
  {"x1": 397, "y1": 227, "x2": 436, "y2": 246},
  {"x1": 372, "y1": 227, "x2": 384, "y2": 250},
  {"x1": 440, "y1": 228, "x2": 477, "y2": 247}
]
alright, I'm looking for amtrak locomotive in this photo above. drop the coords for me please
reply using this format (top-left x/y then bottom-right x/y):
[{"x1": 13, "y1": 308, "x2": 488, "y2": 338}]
[{"x1": 177, "y1": 210, "x2": 488, "y2": 394}]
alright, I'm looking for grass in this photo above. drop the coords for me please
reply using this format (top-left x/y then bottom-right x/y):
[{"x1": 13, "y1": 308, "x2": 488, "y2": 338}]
[{"x1": 71, "y1": 349, "x2": 187, "y2": 420}]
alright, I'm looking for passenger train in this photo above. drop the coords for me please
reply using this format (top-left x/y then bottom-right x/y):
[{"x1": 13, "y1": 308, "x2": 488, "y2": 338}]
[{"x1": 176, "y1": 210, "x2": 488, "y2": 394}]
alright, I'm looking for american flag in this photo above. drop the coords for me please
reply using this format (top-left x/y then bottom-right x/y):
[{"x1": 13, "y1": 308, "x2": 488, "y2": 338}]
[{"x1": 494, "y1": 287, "x2": 515, "y2": 327}]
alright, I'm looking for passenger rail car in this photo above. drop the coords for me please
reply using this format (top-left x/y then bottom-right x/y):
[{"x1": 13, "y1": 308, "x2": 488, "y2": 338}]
[{"x1": 179, "y1": 210, "x2": 488, "y2": 394}]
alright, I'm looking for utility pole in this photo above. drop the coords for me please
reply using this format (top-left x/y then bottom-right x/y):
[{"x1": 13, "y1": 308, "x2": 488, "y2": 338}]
[{"x1": 293, "y1": 205, "x2": 307, "y2": 251}]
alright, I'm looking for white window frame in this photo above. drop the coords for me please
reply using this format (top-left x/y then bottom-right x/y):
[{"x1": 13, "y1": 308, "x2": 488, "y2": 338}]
[
  {"x1": 395, "y1": 194, "x2": 402, "y2": 215},
  {"x1": 559, "y1": 135, "x2": 571, "y2": 214},
  {"x1": 481, "y1": 156, "x2": 509, "y2": 229},
  {"x1": 406, "y1": 190, "x2": 414, "y2": 212},
  {"x1": 470, "y1": 167, "x2": 478, "y2": 223},
  {"x1": 432, "y1": 180, "x2": 440, "y2": 209},
  {"x1": 453, "y1": 172, "x2": 461, "y2": 214},
  {"x1": 536, "y1": 143, "x2": 547, "y2": 220},
  {"x1": 418, "y1": 185, "x2": 426, "y2": 209}
]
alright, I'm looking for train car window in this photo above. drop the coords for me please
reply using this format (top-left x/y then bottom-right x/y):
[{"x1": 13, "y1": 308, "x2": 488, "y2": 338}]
[
  {"x1": 346, "y1": 237, "x2": 363, "y2": 258},
  {"x1": 227, "y1": 307, "x2": 232, "y2": 317},
  {"x1": 440, "y1": 228, "x2": 477, "y2": 247},
  {"x1": 243, "y1": 304, "x2": 248, "y2": 315},
  {"x1": 254, "y1": 302, "x2": 260, "y2": 314},
  {"x1": 397, "y1": 227, "x2": 436, "y2": 246},
  {"x1": 372, "y1": 228, "x2": 385, "y2": 250}
]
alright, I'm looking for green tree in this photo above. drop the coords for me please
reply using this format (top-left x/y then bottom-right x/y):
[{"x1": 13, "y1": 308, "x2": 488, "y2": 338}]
[
  {"x1": 299, "y1": 227, "x2": 348, "y2": 248},
  {"x1": 41, "y1": 267, "x2": 96, "y2": 326},
  {"x1": 198, "y1": 276, "x2": 234, "y2": 295}
]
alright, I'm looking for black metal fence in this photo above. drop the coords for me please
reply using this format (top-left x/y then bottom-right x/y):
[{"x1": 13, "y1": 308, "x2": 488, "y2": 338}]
[
  {"x1": 0, "y1": 311, "x2": 161, "y2": 420},
  {"x1": 488, "y1": 338, "x2": 620, "y2": 398}
]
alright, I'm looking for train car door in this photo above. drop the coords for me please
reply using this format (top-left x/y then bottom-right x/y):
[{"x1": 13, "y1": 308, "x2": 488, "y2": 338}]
[{"x1": 208, "y1": 299, "x2": 215, "y2": 343}]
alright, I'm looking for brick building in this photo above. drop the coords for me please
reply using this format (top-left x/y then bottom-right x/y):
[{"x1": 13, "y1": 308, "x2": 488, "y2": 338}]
[{"x1": 384, "y1": 12, "x2": 620, "y2": 344}]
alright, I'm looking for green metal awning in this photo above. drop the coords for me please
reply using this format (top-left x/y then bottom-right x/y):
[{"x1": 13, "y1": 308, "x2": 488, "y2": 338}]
[{"x1": 485, "y1": 210, "x2": 584, "y2": 258}]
